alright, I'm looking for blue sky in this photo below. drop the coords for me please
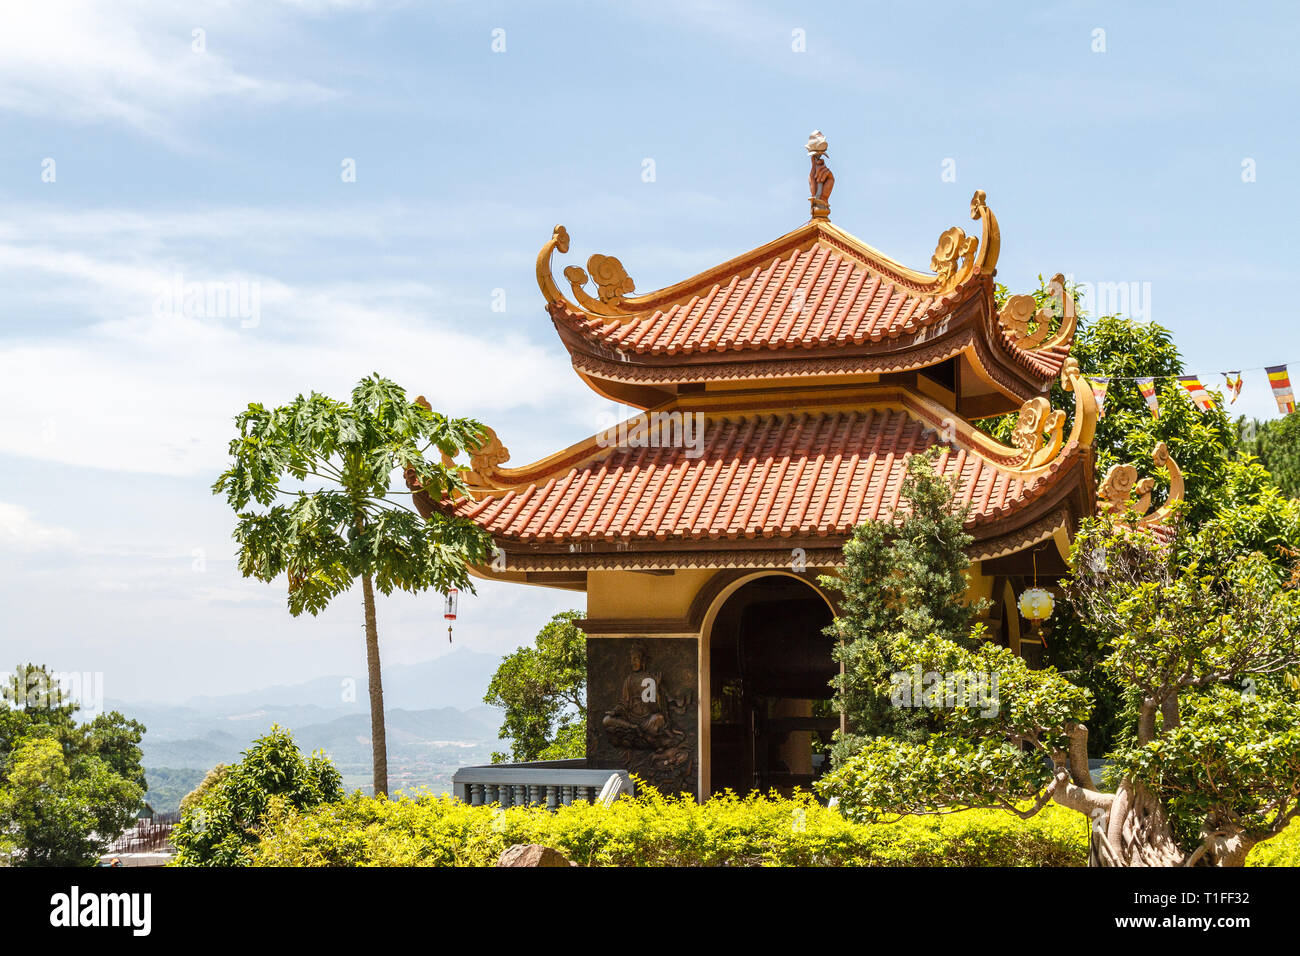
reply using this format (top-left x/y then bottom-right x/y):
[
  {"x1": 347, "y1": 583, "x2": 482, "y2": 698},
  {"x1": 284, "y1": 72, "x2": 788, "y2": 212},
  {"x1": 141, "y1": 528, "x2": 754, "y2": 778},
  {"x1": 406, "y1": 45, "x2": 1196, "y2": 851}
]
[{"x1": 1, "y1": 0, "x2": 1297, "y2": 703}]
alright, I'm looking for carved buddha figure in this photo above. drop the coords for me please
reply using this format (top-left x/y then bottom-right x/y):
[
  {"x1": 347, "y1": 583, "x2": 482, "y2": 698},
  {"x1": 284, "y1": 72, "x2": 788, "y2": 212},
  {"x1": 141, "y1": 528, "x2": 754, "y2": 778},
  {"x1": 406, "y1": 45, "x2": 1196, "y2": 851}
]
[{"x1": 602, "y1": 643, "x2": 670, "y2": 748}]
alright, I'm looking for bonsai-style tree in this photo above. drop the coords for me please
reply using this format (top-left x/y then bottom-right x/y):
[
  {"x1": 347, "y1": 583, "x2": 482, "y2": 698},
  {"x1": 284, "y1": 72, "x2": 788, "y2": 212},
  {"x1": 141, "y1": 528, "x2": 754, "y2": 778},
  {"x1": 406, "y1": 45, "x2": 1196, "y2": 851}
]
[
  {"x1": 213, "y1": 375, "x2": 494, "y2": 796},
  {"x1": 485, "y1": 610, "x2": 587, "y2": 763},
  {"x1": 817, "y1": 515, "x2": 1300, "y2": 867},
  {"x1": 819, "y1": 451, "x2": 987, "y2": 760},
  {"x1": 984, "y1": 290, "x2": 1295, "y2": 756}
]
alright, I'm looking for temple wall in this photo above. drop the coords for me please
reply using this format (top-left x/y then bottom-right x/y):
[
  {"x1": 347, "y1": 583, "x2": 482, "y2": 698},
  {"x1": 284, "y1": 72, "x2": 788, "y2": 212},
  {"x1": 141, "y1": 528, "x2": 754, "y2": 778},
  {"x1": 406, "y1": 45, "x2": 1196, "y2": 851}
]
[
  {"x1": 582, "y1": 563, "x2": 1011, "y2": 801},
  {"x1": 586, "y1": 568, "x2": 715, "y2": 627}
]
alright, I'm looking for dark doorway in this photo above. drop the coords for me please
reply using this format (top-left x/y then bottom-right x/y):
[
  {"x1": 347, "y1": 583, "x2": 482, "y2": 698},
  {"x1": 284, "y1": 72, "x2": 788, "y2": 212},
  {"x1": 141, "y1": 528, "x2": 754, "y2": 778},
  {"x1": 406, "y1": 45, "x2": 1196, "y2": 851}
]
[{"x1": 708, "y1": 575, "x2": 837, "y2": 796}]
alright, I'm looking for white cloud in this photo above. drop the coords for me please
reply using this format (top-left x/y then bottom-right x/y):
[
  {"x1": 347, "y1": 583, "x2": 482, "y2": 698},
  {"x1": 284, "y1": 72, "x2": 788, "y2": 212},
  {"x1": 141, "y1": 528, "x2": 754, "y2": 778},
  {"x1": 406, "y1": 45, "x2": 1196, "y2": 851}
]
[
  {"x1": 0, "y1": 0, "x2": 337, "y2": 144},
  {"x1": 0, "y1": 502, "x2": 78, "y2": 552},
  {"x1": 0, "y1": 203, "x2": 595, "y2": 477}
]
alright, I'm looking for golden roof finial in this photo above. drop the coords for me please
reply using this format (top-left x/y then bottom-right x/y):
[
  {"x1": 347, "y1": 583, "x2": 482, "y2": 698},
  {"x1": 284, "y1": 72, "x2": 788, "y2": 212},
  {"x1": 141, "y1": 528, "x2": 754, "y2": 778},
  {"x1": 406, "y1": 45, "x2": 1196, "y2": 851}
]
[{"x1": 806, "y1": 130, "x2": 833, "y2": 220}]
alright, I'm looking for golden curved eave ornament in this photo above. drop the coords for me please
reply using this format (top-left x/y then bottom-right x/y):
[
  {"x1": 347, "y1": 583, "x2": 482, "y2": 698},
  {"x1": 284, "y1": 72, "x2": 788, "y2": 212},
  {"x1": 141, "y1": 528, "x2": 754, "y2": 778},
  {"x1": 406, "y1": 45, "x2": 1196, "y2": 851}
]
[
  {"x1": 988, "y1": 356, "x2": 1097, "y2": 472},
  {"x1": 431, "y1": 425, "x2": 515, "y2": 495},
  {"x1": 1097, "y1": 440, "x2": 1185, "y2": 528},
  {"x1": 998, "y1": 272, "x2": 1078, "y2": 353},
  {"x1": 535, "y1": 190, "x2": 1004, "y2": 323}
]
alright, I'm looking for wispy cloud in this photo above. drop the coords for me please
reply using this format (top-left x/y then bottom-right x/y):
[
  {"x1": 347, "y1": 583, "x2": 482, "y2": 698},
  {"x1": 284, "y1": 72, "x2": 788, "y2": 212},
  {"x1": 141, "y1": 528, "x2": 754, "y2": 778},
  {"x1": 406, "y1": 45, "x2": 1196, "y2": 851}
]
[
  {"x1": 0, "y1": 502, "x2": 78, "y2": 552},
  {"x1": 0, "y1": 0, "x2": 338, "y2": 146},
  {"x1": 0, "y1": 202, "x2": 594, "y2": 477}
]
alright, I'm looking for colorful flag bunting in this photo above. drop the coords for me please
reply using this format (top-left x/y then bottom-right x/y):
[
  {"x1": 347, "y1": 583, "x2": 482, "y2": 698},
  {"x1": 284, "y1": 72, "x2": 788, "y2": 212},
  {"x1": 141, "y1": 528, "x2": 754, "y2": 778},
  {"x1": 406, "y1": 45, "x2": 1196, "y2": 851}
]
[
  {"x1": 1178, "y1": 375, "x2": 1215, "y2": 412},
  {"x1": 1267, "y1": 365, "x2": 1296, "y2": 414},
  {"x1": 1091, "y1": 377, "x2": 1109, "y2": 418},
  {"x1": 1222, "y1": 371, "x2": 1243, "y2": 404},
  {"x1": 1136, "y1": 377, "x2": 1159, "y2": 419}
]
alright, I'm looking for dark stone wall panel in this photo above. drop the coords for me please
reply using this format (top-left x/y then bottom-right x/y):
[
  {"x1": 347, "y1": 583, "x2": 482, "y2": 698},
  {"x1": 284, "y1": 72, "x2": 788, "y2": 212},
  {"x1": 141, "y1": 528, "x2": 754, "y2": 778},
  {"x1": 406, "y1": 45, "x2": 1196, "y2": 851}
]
[{"x1": 586, "y1": 637, "x2": 698, "y2": 799}]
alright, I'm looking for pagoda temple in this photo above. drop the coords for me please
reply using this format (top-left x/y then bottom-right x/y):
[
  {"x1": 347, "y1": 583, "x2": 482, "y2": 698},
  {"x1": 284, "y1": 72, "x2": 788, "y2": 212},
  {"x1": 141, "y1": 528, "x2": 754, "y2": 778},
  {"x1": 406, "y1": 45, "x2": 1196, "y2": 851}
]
[{"x1": 418, "y1": 136, "x2": 1165, "y2": 801}]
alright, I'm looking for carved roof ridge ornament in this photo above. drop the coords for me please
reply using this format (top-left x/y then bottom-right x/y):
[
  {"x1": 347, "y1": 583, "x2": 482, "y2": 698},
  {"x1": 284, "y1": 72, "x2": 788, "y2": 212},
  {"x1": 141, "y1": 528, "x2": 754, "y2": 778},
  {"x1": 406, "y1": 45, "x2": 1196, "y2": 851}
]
[
  {"x1": 428, "y1": 423, "x2": 513, "y2": 493},
  {"x1": 535, "y1": 223, "x2": 643, "y2": 320},
  {"x1": 999, "y1": 272, "x2": 1078, "y2": 352},
  {"x1": 806, "y1": 130, "x2": 833, "y2": 220},
  {"x1": 534, "y1": 189, "x2": 1002, "y2": 323},
  {"x1": 991, "y1": 356, "x2": 1097, "y2": 471},
  {"x1": 1097, "y1": 440, "x2": 1185, "y2": 528},
  {"x1": 927, "y1": 189, "x2": 1000, "y2": 295}
]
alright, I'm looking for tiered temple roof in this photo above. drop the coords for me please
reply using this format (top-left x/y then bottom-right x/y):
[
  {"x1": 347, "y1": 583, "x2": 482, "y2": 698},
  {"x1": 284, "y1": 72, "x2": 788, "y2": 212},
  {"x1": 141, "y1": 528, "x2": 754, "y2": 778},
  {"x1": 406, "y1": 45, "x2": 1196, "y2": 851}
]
[{"x1": 413, "y1": 166, "x2": 1100, "y2": 586}]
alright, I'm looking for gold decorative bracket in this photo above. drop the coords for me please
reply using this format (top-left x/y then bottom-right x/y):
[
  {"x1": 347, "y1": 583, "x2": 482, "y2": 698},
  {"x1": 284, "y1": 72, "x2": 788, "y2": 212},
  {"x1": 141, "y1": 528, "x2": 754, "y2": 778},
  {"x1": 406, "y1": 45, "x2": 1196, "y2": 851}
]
[
  {"x1": 440, "y1": 425, "x2": 512, "y2": 492},
  {"x1": 536, "y1": 224, "x2": 642, "y2": 318},
  {"x1": 1097, "y1": 441, "x2": 1184, "y2": 527},
  {"x1": 927, "y1": 190, "x2": 1001, "y2": 295},
  {"x1": 998, "y1": 273, "x2": 1077, "y2": 352},
  {"x1": 1012, "y1": 397, "x2": 1066, "y2": 468}
]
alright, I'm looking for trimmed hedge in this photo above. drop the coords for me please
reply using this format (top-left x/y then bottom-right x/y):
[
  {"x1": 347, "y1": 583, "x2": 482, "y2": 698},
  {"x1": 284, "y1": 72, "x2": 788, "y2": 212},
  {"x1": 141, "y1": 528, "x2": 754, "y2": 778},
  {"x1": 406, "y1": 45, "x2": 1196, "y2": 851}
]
[{"x1": 253, "y1": 789, "x2": 1091, "y2": 867}]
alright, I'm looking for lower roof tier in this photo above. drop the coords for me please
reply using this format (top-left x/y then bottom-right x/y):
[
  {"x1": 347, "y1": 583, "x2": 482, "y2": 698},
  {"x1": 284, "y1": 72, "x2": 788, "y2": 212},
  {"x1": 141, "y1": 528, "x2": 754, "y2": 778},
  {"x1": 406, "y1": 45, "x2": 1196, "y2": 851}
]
[{"x1": 413, "y1": 383, "x2": 1098, "y2": 570}]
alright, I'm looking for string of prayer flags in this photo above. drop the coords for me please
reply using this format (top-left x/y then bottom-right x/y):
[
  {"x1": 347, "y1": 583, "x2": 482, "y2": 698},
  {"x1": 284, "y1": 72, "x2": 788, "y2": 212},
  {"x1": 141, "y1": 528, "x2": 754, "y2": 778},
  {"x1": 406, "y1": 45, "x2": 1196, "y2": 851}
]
[
  {"x1": 1178, "y1": 375, "x2": 1216, "y2": 412},
  {"x1": 1091, "y1": 377, "x2": 1110, "y2": 418},
  {"x1": 1267, "y1": 365, "x2": 1296, "y2": 414},
  {"x1": 1222, "y1": 371, "x2": 1243, "y2": 404},
  {"x1": 1136, "y1": 377, "x2": 1160, "y2": 419}
]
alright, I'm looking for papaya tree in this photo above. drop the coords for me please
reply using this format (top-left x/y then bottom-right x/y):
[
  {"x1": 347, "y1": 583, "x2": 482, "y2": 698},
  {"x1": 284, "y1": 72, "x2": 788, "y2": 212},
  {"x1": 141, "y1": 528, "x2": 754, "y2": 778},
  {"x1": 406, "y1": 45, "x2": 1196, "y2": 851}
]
[
  {"x1": 213, "y1": 374, "x2": 493, "y2": 796},
  {"x1": 817, "y1": 515, "x2": 1300, "y2": 866}
]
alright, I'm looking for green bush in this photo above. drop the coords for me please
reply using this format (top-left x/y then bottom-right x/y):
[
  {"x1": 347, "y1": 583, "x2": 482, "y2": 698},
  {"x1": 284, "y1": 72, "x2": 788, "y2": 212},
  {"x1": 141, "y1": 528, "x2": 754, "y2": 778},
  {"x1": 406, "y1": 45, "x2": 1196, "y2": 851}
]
[
  {"x1": 253, "y1": 788, "x2": 1089, "y2": 867},
  {"x1": 171, "y1": 726, "x2": 341, "y2": 867},
  {"x1": 1246, "y1": 818, "x2": 1300, "y2": 866}
]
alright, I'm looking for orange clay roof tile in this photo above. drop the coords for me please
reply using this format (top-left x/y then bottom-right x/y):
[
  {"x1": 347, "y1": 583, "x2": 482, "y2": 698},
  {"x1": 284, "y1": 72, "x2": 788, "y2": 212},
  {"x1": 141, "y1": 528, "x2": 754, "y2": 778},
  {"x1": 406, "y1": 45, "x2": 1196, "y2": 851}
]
[
  {"x1": 554, "y1": 243, "x2": 950, "y2": 358},
  {"x1": 452, "y1": 408, "x2": 1080, "y2": 545}
]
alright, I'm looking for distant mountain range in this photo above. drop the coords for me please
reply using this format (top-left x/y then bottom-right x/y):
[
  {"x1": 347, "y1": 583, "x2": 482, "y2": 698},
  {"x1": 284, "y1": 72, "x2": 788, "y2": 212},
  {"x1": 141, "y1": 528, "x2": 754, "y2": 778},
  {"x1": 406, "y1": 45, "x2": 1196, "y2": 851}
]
[
  {"x1": 158, "y1": 647, "x2": 504, "y2": 714},
  {"x1": 110, "y1": 649, "x2": 510, "y2": 813}
]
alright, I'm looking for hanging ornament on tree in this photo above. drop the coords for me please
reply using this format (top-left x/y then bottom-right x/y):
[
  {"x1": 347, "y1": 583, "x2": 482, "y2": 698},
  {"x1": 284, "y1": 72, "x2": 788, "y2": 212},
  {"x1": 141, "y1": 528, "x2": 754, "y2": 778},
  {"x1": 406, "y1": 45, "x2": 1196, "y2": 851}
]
[{"x1": 444, "y1": 588, "x2": 458, "y2": 642}]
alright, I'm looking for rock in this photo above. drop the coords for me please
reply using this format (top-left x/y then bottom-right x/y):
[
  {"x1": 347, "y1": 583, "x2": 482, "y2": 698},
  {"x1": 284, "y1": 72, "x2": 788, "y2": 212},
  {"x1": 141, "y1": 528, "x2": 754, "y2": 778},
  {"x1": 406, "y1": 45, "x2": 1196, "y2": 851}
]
[{"x1": 496, "y1": 844, "x2": 576, "y2": 867}]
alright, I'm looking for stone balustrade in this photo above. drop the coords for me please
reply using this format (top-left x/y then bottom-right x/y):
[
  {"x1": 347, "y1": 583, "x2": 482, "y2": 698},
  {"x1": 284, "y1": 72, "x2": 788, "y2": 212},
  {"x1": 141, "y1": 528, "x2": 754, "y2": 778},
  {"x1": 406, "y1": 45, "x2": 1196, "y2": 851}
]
[{"x1": 452, "y1": 761, "x2": 634, "y2": 809}]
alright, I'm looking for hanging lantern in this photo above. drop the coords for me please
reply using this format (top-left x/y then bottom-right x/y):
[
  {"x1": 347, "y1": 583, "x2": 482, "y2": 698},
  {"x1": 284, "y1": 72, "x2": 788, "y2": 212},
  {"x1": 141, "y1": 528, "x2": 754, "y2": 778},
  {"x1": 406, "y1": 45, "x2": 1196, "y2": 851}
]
[
  {"x1": 444, "y1": 589, "x2": 458, "y2": 642},
  {"x1": 1018, "y1": 586, "x2": 1055, "y2": 648},
  {"x1": 1017, "y1": 587, "x2": 1054, "y2": 623}
]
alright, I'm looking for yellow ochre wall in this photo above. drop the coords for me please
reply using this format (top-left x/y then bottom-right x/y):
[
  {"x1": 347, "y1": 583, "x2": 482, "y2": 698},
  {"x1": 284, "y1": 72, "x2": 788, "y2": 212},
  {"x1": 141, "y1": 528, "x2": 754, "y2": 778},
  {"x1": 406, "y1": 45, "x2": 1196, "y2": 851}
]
[{"x1": 583, "y1": 562, "x2": 998, "y2": 799}]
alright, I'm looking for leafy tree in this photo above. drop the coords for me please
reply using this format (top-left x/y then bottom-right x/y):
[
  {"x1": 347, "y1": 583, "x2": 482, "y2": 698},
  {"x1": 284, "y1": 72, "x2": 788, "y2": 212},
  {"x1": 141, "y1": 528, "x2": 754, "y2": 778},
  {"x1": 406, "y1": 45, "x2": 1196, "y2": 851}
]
[
  {"x1": 171, "y1": 725, "x2": 342, "y2": 867},
  {"x1": 213, "y1": 374, "x2": 494, "y2": 795},
  {"x1": 817, "y1": 516, "x2": 1300, "y2": 867},
  {"x1": 0, "y1": 737, "x2": 144, "y2": 867},
  {"x1": 818, "y1": 451, "x2": 987, "y2": 761},
  {"x1": 180, "y1": 764, "x2": 229, "y2": 814},
  {"x1": 0, "y1": 664, "x2": 146, "y2": 866},
  {"x1": 485, "y1": 610, "x2": 587, "y2": 763},
  {"x1": 987, "y1": 281, "x2": 1237, "y2": 527},
  {"x1": 1241, "y1": 413, "x2": 1300, "y2": 499},
  {"x1": 984, "y1": 286, "x2": 1294, "y2": 754}
]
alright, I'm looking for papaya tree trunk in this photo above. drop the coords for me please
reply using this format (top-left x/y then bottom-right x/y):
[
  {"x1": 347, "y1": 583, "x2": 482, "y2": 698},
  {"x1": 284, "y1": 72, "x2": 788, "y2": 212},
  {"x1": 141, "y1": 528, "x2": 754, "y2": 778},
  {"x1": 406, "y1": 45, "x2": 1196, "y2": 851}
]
[{"x1": 361, "y1": 572, "x2": 388, "y2": 797}]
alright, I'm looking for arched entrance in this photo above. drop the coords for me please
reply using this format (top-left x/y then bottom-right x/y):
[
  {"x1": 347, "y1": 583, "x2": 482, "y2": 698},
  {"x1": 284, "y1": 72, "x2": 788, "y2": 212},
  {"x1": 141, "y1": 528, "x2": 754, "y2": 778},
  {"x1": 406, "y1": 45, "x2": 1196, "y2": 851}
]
[{"x1": 704, "y1": 574, "x2": 837, "y2": 796}]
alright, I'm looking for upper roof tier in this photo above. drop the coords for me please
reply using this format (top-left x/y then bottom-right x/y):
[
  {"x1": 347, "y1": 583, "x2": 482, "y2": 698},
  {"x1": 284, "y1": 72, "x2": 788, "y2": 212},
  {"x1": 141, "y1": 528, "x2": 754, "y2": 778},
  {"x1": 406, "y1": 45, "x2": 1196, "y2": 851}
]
[{"x1": 537, "y1": 190, "x2": 1076, "y2": 416}]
